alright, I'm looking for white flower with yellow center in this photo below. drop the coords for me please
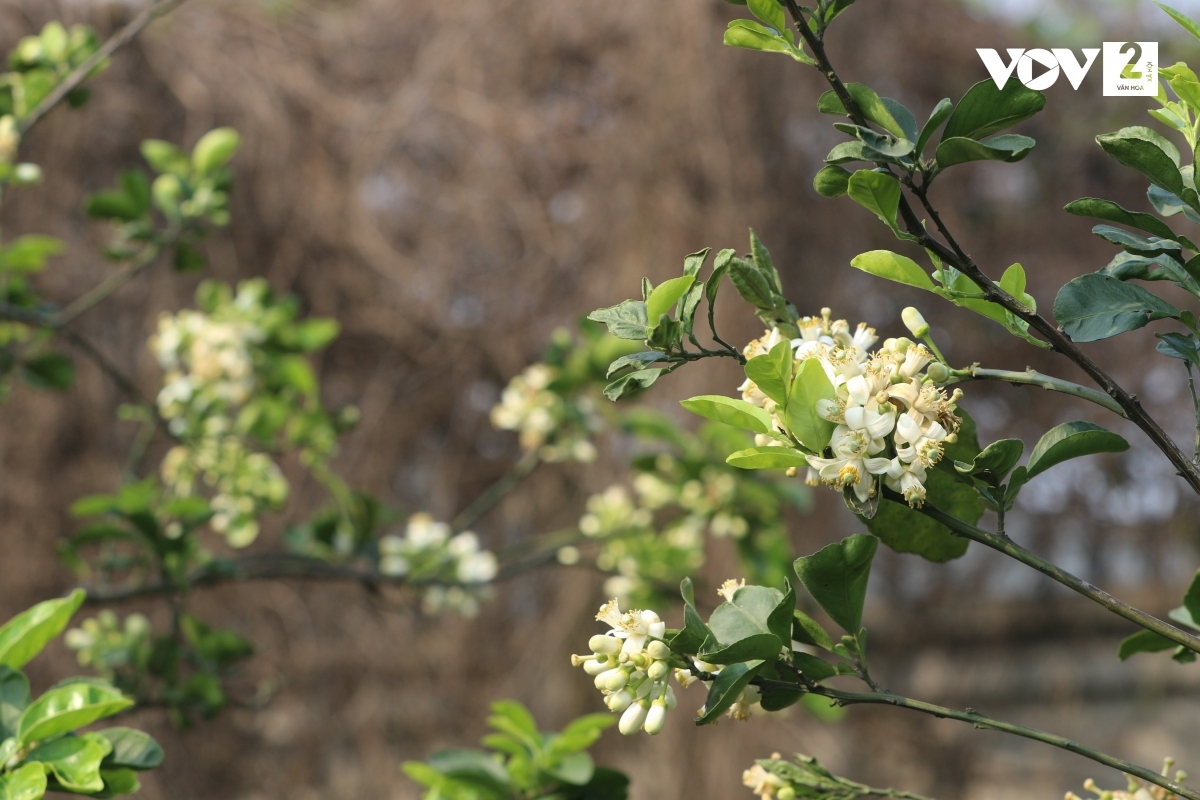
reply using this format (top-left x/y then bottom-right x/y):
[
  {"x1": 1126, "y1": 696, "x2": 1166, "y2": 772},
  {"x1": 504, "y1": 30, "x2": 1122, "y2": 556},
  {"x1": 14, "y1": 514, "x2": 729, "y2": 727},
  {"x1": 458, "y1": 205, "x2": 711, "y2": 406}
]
[
  {"x1": 893, "y1": 413, "x2": 949, "y2": 468},
  {"x1": 884, "y1": 456, "x2": 928, "y2": 507}
]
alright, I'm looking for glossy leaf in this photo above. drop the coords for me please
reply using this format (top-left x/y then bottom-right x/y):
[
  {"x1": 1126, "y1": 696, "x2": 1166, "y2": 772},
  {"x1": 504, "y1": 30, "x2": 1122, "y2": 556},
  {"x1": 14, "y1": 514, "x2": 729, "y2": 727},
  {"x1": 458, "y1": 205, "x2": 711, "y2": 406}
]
[
  {"x1": 817, "y1": 84, "x2": 914, "y2": 141},
  {"x1": 192, "y1": 127, "x2": 240, "y2": 177},
  {"x1": 680, "y1": 396, "x2": 773, "y2": 434},
  {"x1": 812, "y1": 165, "x2": 851, "y2": 197},
  {"x1": 934, "y1": 134, "x2": 1035, "y2": 168},
  {"x1": 793, "y1": 533, "x2": 877, "y2": 633},
  {"x1": 645, "y1": 275, "x2": 696, "y2": 324},
  {"x1": 0, "y1": 667, "x2": 30, "y2": 740},
  {"x1": 1096, "y1": 127, "x2": 1190, "y2": 202},
  {"x1": 850, "y1": 250, "x2": 934, "y2": 290},
  {"x1": 1118, "y1": 629, "x2": 1176, "y2": 660},
  {"x1": 746, "y1": 0, "x2": 786, "y2": 34},
  {"x1": 916, "y1": 98, "x2": 953, "y2": 155},
  {"x1": 784, "y1": 358, "x2": 837, "y2": 453},
  {"x1": 1022, "y1": 421, "x2": 1130, "y2": 481},
  {"x1": 0, "y1": 590, "x2": 85, "y2": 670},
  {"x1": 955, "y1": 438, "x2": 1024, "y2": 485},
  {"x1": 1157, "y1": 2, "x2": 1200, "y2": 43},
  {"x1": 0, "y1": 762, "x2": 46, "y2": 800},
  {"x1": 846, "y1": 170, "x2": 901, "y2": 232},
  {"x1": 17, "y1": 681, "x2": 133, "y2": 746},
  {"x1": 726, "y1": 447, "x2": 808, "y2": 470},
  {"x1": 744, "y1": 340, "x2": 793, "y2": 407},
  {"x1": 868, "y1": 468, "x2": 981, "y2": 562},
  {"x1": 1065, "y1": 197, "x2": 1177, "y2": 241},
  {"x1": 1157, "y1": 332, "x2": 1200, "y2": 366},
  {"x1": 1091, "y1": 225, "x2": 1181, "y2": 258},
  {"x1": 97, "y1": 727, "x2": 165, "y2": 770},
  {"x1": 27, "y1": 732, "x2": 113, "y2": 793},
  {"x1": 1054, "y1": 274, "x2": 1180, "y2": 342},
  {"x1": 699, "y1": 632, "x2": 783, "y2": 665},
  {"x1": 792, "y1": 610, "x2": 833, "y2": 650},
  {"x1": 587, "y1": 300, "x2": 649, "y2": 341},
  {"x1": 941, "y1": 79, "x2": 1046, "y2": 141},
  {"x1": 696, "y1": 660, "x2": 763, "y2": 725},
  {"x1": 793, "y1": 652, "x2": 837, "y2": 682},
  {"x1": 426, "y1": 748, "x2": 512, "y2": 797}
]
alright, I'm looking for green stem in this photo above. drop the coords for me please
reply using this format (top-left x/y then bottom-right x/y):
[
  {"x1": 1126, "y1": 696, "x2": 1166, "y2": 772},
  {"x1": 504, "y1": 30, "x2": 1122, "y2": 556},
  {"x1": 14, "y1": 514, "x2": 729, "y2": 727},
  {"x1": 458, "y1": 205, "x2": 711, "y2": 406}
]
[
  {"x1": 56, "y1": 239, "x2": 168, "y2": 326},
  {"x1": 795, "y1": 684, "x2": 1200, "y2": 800},
  {"x1": 450, "y1": 450, "x2": 540, "y2": 533},
  {"x1": 947, "y1": 365, "x2": 1125, "y2": 417},
  {"x1": 1188, "y1": 363, "x2": 1200, "y2": 468},
  {"x1": 913, "y1": 497, "x2": 1200, "y2": 654}
]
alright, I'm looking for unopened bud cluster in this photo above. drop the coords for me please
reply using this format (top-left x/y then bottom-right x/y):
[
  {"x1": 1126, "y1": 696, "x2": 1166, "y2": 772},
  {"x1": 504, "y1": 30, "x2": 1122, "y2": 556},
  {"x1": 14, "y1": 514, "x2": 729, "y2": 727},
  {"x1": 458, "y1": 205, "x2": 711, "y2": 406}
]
[
  {"x1": 571, "y1": 600, "x2": 680, "y2": 735},
  {"x1": 1065, "y1": 758, "x2": 1188, "y2": 800},
  {"x1": 490, "y1": 363, "x2": 600, "y2": 463},
  {"x1": 739, "y1": 307, "x2": 961, "y2": 508},
  {"x1": 378, "y1": 513, "x2": 498, "y2": 616},
  {"x1": 64, "y1": 610, "x2": 152, "y2": 680}
]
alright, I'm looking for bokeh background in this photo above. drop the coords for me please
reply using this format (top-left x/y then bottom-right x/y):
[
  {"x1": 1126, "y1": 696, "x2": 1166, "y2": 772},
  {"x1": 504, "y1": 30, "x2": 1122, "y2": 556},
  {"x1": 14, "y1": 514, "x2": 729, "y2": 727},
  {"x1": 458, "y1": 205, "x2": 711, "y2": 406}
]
[{"x1": 2, "y1": 0, "x2": 1200, "y2": 797}]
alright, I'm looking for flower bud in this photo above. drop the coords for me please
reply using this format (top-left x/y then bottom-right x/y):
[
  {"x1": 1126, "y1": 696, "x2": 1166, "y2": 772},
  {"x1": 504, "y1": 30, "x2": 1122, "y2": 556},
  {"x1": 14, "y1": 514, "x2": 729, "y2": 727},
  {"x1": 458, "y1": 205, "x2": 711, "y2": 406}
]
[
  {"x1": 618, "y1": 700, "x2": 649, "y2": 735},
  {"x1": 605, "y1": 668, "x2": 630, "y2": 691},
  {"x1": 590, "y1": 635, "x2": 620, "y2": 655},
  {"x1": 583, "y1": 657, "x2": 610, "y2": 675},
  {"x1": 926, "y1": 362, "x2": 950, "y2": 383},
  {"x1": 646, "y1": 640, "x2": 670, "y2": 660},
  {"x1": 643, "y1": 702, "x2": 667, "y2": 735},
  {"x1": 595, "y1": 668, "x2": 622, "y2": 689},
  {"x1": 778, "y1": 787, "x2": 796, "y2": 800},
  {"x1": 902, "y1": 307, "x2": 930, "y2": 338},
  {"x1": 647, "y1": 660, "x2": 669, "y2": 681},
  {"x1": 893, "y1": 337, "x2": 913, "y2": 352},
  {"x1": 13, "y1": 163, "x2": 41, "y2": 185},
  {"x1": 606, "y1": 689, "x2": 633, "y2": 712},
  {"x1": 665, "y1": 686, "x2": 677, "y2": 710}
]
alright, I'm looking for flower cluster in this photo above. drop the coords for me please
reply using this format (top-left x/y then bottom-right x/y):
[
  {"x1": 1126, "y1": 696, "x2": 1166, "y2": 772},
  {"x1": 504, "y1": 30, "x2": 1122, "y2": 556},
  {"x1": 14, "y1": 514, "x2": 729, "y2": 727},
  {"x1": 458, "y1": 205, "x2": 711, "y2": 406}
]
[
  {"x1": 570, "y1": 599, "x2": 679, "y2": 735},
  {"x1": 743, "y1": 762, "x2": 792, "y2": 800},
  {"x1": 739, "y1": 307, "x2": 962, "y2": 508},
  {"x1": 64, "y1": 610, "x2": 152, "y2": 680},
  {"x1": 1065, "y1": 760, "x2": 1189, "y2": 800},
  {"x1": 490, "y1": 363, "x2": 600, "y2": 462},
  {"x1": 378, "y1": 513, "x2": 499, "y2": 616}
]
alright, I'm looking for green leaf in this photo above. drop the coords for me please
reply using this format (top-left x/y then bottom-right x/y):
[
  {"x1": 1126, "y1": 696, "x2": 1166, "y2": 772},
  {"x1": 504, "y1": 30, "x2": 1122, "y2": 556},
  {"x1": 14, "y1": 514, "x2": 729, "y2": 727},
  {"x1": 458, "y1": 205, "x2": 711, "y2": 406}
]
[
  {"x1": 27, "y1": 732, "x2": 112, "y2": 793},
  {"x1": 726, "y1": 447, "x2": 809, "y2": 470},
  {"x1": 1065, "y1": 197, "x2": 1178, "y2": 241},
  {"x1": 749, "y1": 229, "x2": 782, "y2": 294},
  {"x1": 587, "y1": 300, "x2": 649, "y2": 341},
  {"x1": 426, "y1": 748, "x2": 512, "y2": 797},
  {"x1": 868, "y1": 468, "x2": 981, "y2": 562},
  {"x1": 916, "y1": 98, "x2": 953, "y2": 155},
  {"x1": 17, "y1": 681, "x2": 133, "y2": 746},
  {"x1": 97, "y1": 727, "x2": 164, "y2": 770},
  {"x1": 812, "y1": 165, "x2": 852, "y2": 197},
  {"x1": 1157, "y1": 332, "x2": 1200, "y2": 366},
  {"x1": 646, "y1": 275, "x2": 695, "y2": 324},
  {"x1": 21, "y1": 353, "x2": 74, "y2": 391},
  {"x1": 291, "y1": 318, "x2": 340, "y2": 351},
  {"x1": 0, "y1": 235, "x2": 64, "y2": 274},
  {"x1": 93, "y1": 769, "x2": 140, "y2": 798},
  {"x1": 1091, "y1": 225, "x2": 1181, "y2": 258},
  {"x1": 955, "y1": 438, "x2": 1024, "y2": 485},
  {"x1": 708, "y1": 584, "x2": 788, "y2": 646},
  {"x1": 546, "y1": 752, "x2": 595, "y2": 786},
  {"x1": 681, "y1": 396, "x2": 773, "y2": 434},
  {"x1": 850, "y1": 250, "x2": 934, "y2": 290},
  {"x1": 699, "y1": 632, "x2": 783, "y2": 665},
  {"x1": 192, "y1": 127, "x2": 240, "y2": 177},
  {"x1": 563, "y1": 767, "x2": 629, "y2": 800},
  {"x1": 817, "y1": 84, "x2": 914, "y2": 140},
  {"x1": 602, "y1": 368, "x2": 662, "y2": 401},
  {"x1": 1157, "y1": 2, "x2": 1200, "y2": 43},
  {"x1": 846, "y1": 170, "x2": 901, "y2": 232},
  {"x1": 793, "y1": 533, "x2": 877, "y2": 633},
  {"x1": 942, "y1": 79, "x2": 1046, "y2": 141},
  {"x1": 0, "y1": 762, "x2": 46, "y2": 800},
  {"x1": 139, "y1": 140, "x2": 190, "y2": 176},
  {"x1": 172, "y1": 241, "x2": 207, "y2": 271},
  {"x1": 85, "y1": 191, "x2": 141, "y2": 224},
  {"x1": 0, "y1": 590, "x2": 85, "y2": 670},
  {"x1": 723, "y1": 20, "x2": 792, "y2": 57},
  {"x1": 606, "y1": 352, "x2": 666, "y2": 378},
  {"x1": 727, "y1": 257, "x2": 774, "y2": 307},
  {"x1": 1103, "y1": 253, "x2": 1194, "y2": 287},
  {"x1": 696, "y1": 660, "x2": 763, "y2": 725},
  {"x1": 792, "y1": 610, "x2": 833, "y2": 650},
  {"x1": 1022, "y1": 421, "x2": 1130, "y2": 481},
  {"x1": 784, "y1": 358, "x2": 836, "y2": 453},
  {"x1": 1118, "y1": 629, "x2": 1175, "y2": 660},
  {"x1": 549, "y1": 714, "x2": 614, "y2": 758},
  {"x1": 934, "y1": 134, "x2": 1035, "y2": 169},
  {"x1": 825, "y1": 141, "x2": 872, "y2": 165},
  {"x1": 793, "y1": 652, "x2": 837, "y2": 682},
  {"x1": 757, "y1": 687, "x2": 805, "y2": 712},
  {"x1": 1096, "y1": 127, "x2": 1190, "y2": 204},
  {"x1": 747, "y1": 0, "x2": 786, "y2": 34},
  {"x1": 743, "y1": 340, "x2": 793, "y2": 407},
  {"x1": 0, "y1": 667, "x2": 30, "y2": 739},
  {"x1": 1053, "y1": 274, "x2": 1180, "y2": 343}
]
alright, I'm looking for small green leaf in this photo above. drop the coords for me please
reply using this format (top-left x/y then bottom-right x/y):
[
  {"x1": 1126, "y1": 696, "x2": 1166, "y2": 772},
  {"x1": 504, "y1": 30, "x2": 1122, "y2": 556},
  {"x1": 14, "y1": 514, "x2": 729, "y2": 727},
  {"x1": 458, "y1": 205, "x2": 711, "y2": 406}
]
[
  {"x1": 746, "y1": 0, "x2": 786, "y2": 34},
  {"x1": 140, "y1": 139, "x2": 190, "y2": 176},
  {"x1": 426, "y1": 748, "x2": 512, "y2": 797},
  {"x1": 955, "y1": 438, "x2": 1024, "y2": 485},
  {"x1": 1022, "y1": 421, "x2": 1130, "y2": 480},
  {"x1": 916, "y1": 98, "x2": 953, "y2": 155},
  {"x1": 602, "y1": 368, "x2": 662, "y2": 401},
  {"x1": 699, "y1": 632, "x2": 783, "y2": 665},
  {"x1": 97, "y1": 727, "x2": 164, "y2": 770},
  {"x1": 21, "y1": 353, "x2": 74, "y2": 391},
  {"x1": 696, "y1": 661, "x2": 764, "y2": 725},
  {"x1": 646, "y1": 275, "x2": 696, "y2": 323},
  {"x1": 942, "y1": 79, "x2": 1046, "y2": 141},
  {"x1": 846, "y1": 170, "x2": 901, "y2": 232},
  {"x1": 681, "y1": 396, "x2": 773, "y2": 434},
  {"x1": 1157, "y1": 332, "x2": 1200, "y2": 366},
  {"x1": 547, "y1": 751, "x2": 595, "y2": 786},
  {"x1": 792, "y1": 610, "x2": 832, "y2": 650},
  {"x1": 0, "y1": 590, "x2": 85, "y2": 670},
  {"x1": 1054, "y1": 274, "x2": 1180, "y2": 342},
  {"x1": 817, "y1": 84, "x2": 914, "y2": 141},
  {"x1": 1091, "y1": 225, "x2": 1181, "y2": 258},
  {"x1": 1096, "y1": 127, "x2": 1191, "y2": 205},
  {"x1": 934, "y1": 134, "x2": 1035, "y2": 168},
  {"x1": 726, "y1": 447, "x2": 809, "y2": 470},
  {"x1": 813, "y1": 165, "x2": 851, "y2": 197},
  {"x1": 192, "y1": 127, "x2": 240, "y2": 177},
  {"x1": 793, "y1": 652, "x2": 837, "y2": 682},
  {"x1": 850, "y1": 250, "x2": 934, "y2": 290},
  {"x1": 588, "y1": 300, "x2": 649, "y2": 341},
  {"x1": 723, "y1": 20, "x2": 792, "y2": 57},
  {"x1": 868, "y1": 468, "x2": 981, "y2": 562},
  {"x1": 0, "y1": 235, "x2": 64, "y2": 273},
  {"x1": 793, "y1": 533, "x2": 877, "y2": 633},
  {"x1": 1157, "y1": 2, "x2": 1200, "y2": 43},
  {"x1": 93, "y1": 768, "x2": 140, "y2": 798},
  {"x1": 18, "y1": 681, "x2": 132, "y2": 746},
  {"x1": 0, "y1": 762, "x2": 46, "y2": 800},
  {"x1": 784, "y1": 358, "x2": 836, "y2": 453},
  {"x1": 291, "y1": 318, "x2": 340, "y2": 351},
  {"x1": 606, "y1": 352, "x2": 666, "y2": 378},
  {"x1": 0, "y1": 667, "x2": 30, "y2": 740},
  {"x1": 1118, "y1": 629, "x2": 1175, "y2": 660},
  {"x1": 27, "y1": 732, "x2": 112, "y2": 793},
  {"x1": 743, "y1": 340, "x2": 793, "y2": 407}
]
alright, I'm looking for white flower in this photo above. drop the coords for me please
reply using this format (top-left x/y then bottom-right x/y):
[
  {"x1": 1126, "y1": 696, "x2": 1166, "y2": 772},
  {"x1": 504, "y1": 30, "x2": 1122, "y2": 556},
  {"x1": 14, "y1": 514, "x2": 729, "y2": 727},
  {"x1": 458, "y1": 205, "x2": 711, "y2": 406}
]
[
  {"x1": 405, "y1": 513, "x2": 450, "y2": 548},
  {"x1": 456, "y1": 550, "x2": 498, "y2": 583},
  {"x1": 718, "y1": 578, "x2": 745, "y2": 603},
  {"x1": 893, "y1": 413, "x2": 949, "y2": 468},
  {"x1": 884, "y1": 456, "x2": 928, "y2": 507},
  {"x1": 805, "y1": 425, "x2": 892, "y2": 502},
  {"x1": 743, "y1": 764, "x2": 787, "y2": 798},
  {"x1": 596, "y1": 599, "x2": 666, "y2": 660}
]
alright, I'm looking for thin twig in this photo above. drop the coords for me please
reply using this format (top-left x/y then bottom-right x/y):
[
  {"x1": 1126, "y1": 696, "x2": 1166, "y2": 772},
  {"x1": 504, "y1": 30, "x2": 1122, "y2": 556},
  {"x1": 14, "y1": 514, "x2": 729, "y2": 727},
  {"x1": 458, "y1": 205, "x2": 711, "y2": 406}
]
[
  {"x1": 450, "y1": 450, "x2": 540, "y2": 533},
  {"x1": 947, "y1": 365, "x2": 1126, "y2": 417},
  {"x1": 56, "y1": 242, "x2": 165, "y2": 326},
  {"x1": 18, "y1": 0, "x2": 188, "y2": 136}
]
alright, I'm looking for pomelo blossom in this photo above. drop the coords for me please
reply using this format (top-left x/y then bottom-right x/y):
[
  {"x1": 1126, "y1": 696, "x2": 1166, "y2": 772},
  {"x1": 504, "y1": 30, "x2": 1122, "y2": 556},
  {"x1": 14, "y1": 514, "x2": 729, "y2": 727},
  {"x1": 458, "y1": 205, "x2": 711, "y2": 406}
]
[
  {"x1": 735, "y1": 307, "x2": 962, "y2": 508},
  {"x1": 490, "y1": 363, "x2": 600, "y2": 462},
  {"x1": 377, "y1": 513, "x2": 498, "y2": 616}
]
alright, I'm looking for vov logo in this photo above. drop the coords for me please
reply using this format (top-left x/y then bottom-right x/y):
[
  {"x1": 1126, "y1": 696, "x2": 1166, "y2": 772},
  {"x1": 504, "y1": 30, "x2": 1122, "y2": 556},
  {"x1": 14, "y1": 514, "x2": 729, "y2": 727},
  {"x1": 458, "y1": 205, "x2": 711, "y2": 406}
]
[{"x1": 977, "y1": 43, "x2": 1158, "y2": 96}]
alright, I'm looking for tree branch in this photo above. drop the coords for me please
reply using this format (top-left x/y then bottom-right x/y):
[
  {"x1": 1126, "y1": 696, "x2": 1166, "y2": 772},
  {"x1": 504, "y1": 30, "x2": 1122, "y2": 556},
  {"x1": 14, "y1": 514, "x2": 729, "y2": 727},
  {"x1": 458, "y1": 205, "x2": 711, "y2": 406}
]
[
  {"x1": 947, "y1": 365, "x2": 1126, "y2": 417},
  {"x1": 18, "y1": 0, "x2": 188, "y2": 136}
]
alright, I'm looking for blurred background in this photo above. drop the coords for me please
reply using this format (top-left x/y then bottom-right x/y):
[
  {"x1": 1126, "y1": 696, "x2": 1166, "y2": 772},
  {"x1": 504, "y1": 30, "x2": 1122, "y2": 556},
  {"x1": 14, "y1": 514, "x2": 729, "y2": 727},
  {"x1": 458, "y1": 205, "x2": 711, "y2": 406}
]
[{"x1": 2, "y1": 0, "x2": 1200, "y2": 797}]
